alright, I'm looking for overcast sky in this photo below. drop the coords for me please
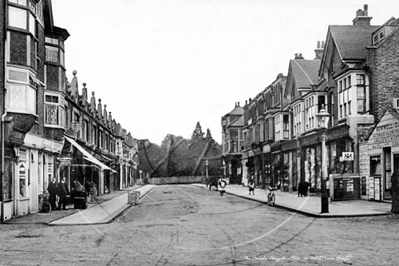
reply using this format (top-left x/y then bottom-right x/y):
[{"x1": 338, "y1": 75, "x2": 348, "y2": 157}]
[{"x1": 52, "y1": 0, "x2": 399, "y2": 145}]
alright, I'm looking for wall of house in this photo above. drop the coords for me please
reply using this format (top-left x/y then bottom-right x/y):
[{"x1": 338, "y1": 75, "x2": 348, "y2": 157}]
[{"x1": 368, "y1": 29, "x2": 399, "y2": 121}]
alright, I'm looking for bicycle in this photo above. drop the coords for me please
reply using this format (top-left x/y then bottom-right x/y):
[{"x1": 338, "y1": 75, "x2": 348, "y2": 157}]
[{"x1": 267, "y1": 186, "x2": 277, "y2": 206}]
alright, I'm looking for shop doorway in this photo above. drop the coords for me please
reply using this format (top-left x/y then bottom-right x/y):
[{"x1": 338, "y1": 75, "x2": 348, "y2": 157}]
[{"x1": 383, "y1": 147, "x2": 392, "y2": 200}]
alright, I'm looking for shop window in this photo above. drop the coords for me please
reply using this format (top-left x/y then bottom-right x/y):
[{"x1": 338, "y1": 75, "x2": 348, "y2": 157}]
[
  {"x1": 370, "y1": 156, "x2": 381, "y2": 175},
  {"x1": 19, "y1": 163, "x2": 27, "y2": 198}
]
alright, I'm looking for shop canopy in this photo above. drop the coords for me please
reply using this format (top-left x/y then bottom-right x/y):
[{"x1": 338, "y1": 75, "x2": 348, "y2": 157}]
[{"x1": 64, "y1": 136, "x2": 117, "y2": 173}]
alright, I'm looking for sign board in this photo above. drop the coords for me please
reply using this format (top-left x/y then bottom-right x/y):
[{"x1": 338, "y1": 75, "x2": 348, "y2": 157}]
[
  {"x1": 19, "y1": 164, "x2": 26, "y2": 179},
  {"x1": 368, "y1": 111, "x2": 399, "y2": 153},
  {"x1": 342, "y1": 152, "x2": 354, "y2": 161},
  {"x1": 374, "y1": 178, "x2": 381, "y2": 201}
]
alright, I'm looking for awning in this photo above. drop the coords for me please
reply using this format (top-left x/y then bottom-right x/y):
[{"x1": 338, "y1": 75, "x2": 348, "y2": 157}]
[{"x1": 64, "y1": 136, "x2": 117, "y2": 173}]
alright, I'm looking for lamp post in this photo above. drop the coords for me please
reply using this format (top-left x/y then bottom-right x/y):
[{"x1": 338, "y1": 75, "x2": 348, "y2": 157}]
[
  {"x1": 139, "y1": 170, "x2": 142, "y2": 184},
  {"x1": 316, "y1": 105, "x2": 330, "y2": 213}
]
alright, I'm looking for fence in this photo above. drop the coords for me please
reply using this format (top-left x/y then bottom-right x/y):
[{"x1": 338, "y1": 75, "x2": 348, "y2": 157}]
[{"x1": 150, "y1": 176, "x2": 217, "y2": 185}]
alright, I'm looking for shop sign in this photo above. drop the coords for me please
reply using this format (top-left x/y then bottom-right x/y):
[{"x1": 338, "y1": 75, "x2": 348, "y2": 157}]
[
  {"x1": 368, "y1": 111, "x2": 399, "y2": 152},
  {"x1": 342, "y1": 152, "x2": 354, "y2": 161}
]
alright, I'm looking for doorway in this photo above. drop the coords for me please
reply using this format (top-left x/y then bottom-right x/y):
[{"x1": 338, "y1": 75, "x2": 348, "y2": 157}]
[{"x1": 383, "y1": 147, "x2": 392, "y2": 200}]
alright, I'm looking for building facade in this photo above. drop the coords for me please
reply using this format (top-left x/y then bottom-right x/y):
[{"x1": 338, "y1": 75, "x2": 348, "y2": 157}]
[
  {"x1": 1, "y1": 0, "x2": 139, "y2": 222},
  {"x1": 223, "y1": 5, "x2": 399, "y2": 203}
]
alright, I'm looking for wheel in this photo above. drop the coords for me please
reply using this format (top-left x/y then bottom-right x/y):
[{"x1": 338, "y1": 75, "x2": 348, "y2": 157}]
[
  {"x1": 267, "y1": 193, "x2": 272, "y2": 206},
  {"x1": 270, "y1": 194, "x2": 275, "y2": 206},
  {"x1": 42, "y1": 202, "x2": 51, "y2": 213}
]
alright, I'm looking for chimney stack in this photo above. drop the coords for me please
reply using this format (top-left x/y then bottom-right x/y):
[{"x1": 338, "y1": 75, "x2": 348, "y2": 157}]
[
  {"x1": 315, "y1": 41, "x2": 324, "y2": 59},
  {"x1": 295, "y1": 53, "x2": 304, "y2": 59},
  {"x1": 353, "y1": 5, "x2": 372, "y2": 26}
]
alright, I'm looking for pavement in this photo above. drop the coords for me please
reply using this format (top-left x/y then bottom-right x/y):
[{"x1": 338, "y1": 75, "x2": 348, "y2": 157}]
[
  {"x1": 193, "y1": 183, "x2": 393, "y2": 218},
  {"x1": 5, "y1": 185, "x2": 156, "y2": 226},
  {"x1": 4, "y1": 183, "x2": 393, "y2": 226}
]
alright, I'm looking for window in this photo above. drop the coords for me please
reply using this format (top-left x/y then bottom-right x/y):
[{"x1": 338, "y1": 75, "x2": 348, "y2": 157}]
[
  {"x1": 357, "y1": 74, "x2": 366, "y2": 113},
  {"x1": 45, "y1": 46, "x2": 58, "y2": 63},
  {"x1": 84, "y1": 120, "x2": 89, "y2": 142},
  {"x1": 283, "y1": 115, "x2": 289, "y2": 139},
  {"x1": 9, "y1": 6, "x2": 27, "y2": 30},
  {"x1": 6, "y1": 69, "x2": 37, "y2": 115},
  {"x1": 275, "y1": 115, "x2": 280, "y2": 141},
  {"x1": 338, "y1": 75, "x2": 355, "y2": 119},
  {"x1": 373, "y1": 29, "x2": 385, "y2": 45},
  {"x1": 44, "y1": 94, "x2": 65, "y2": 127},
  {"x1": 9, "y1": 0, "x2": 27, "y2": 5},
  {"x1": 29, "y1": 13, "x2": 35, "y2": 35},
  {"x1": 19, "y1": 162, "x2": 27, "y2": 198}
]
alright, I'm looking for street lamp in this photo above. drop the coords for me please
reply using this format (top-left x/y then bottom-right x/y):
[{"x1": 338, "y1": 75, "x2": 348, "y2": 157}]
[
  {"x1": 139, "y1": 170, "x2": 142, "y2": 184},
  {"x1": 316, "y1": 104, "x2": 330, "y2": 213}
]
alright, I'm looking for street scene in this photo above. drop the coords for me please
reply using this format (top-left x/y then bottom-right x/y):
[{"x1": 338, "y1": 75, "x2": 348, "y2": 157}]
[
  {"x1": 2, "y1": 0, "x2": 399, "y2": 265},
  {"x1": 1, "y1": 185, "x2": 398, "y2": 265}
]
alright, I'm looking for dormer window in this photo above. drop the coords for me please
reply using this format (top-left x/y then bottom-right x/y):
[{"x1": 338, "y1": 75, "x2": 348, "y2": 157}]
[{"x1": 373, "y1": 29, "x2": 385, "y2": 45}]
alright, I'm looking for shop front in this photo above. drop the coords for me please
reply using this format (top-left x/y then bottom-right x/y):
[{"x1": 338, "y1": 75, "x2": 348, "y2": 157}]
[
  {"x1": 367, "y1": 109, "x2": 399, "y2": 201},
  {"x1": 281, "y1": 139, "x2": 298, "y2": 192},
  {"x1": 62, "y1": 136, "x2": 117, "y2": 196}
]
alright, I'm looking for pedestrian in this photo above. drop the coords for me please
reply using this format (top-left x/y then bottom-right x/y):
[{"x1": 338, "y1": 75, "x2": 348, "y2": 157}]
[
  {"x1": 391, "y1": 171, "x2": 398, "y2": 213},
  {"x1": 249, "y1": 179, "x2": 255, "y2": 195},
  {"x1": 47, "y1": 177, "x2": 58, "y2": 210},
  {"x1": 298, "y1": 181, "x2": 304, "y2": 197},
  {"x1": 303, "y1": 181, "x2": 310, "y2": 197},
  {"x1": 58, "y1": 177, "x2": 69, "y2": 210},
  {"x1": 90, "y1": 182, "x2": 98, "y2": 202},
  {"x1": 218, "y1": 177, "x2": 227, "y2": 196}
]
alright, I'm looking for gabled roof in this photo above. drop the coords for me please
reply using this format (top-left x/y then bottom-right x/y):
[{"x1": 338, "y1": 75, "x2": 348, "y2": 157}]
[
  {"x1": 290, "y1": 59, "x2": 320, "y2": 88},
  {"x1": 225, "y1": 106, "x2": 244, "y2": 116},
  {"x1": 329, "y1": 25, "x2": 379, "y2": 60},
  {"x1": 284, "y1": 58, "x2": 320, "y2": 99},
  {"x1": 229, "y1": 115, "x2": 244, "y2": 127}
]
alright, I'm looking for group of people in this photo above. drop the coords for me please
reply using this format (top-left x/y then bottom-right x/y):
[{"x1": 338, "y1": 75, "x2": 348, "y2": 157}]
[
  {"x1": 47, "y1": 177, "x2": 69, "y2": 210},
  {"x1": 245, "y1": 178, "x2": 310, "y2": 197},
  {"x1": 46, "y1": 178, "x2": 98, "y2": 211}
]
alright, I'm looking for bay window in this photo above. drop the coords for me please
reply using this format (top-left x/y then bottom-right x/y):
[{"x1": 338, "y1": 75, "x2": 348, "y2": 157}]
[{"x1": 6, "y1": 69, "x2": 37, "y2": 114}]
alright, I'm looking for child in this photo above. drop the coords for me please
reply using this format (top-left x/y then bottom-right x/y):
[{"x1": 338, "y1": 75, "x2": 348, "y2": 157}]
[
  {"x1": 249, "y1": 180, "x2": 255, "y2": 195},
  {"x1": 218, "y1": 177, "x2": 227, "y2": 196}
]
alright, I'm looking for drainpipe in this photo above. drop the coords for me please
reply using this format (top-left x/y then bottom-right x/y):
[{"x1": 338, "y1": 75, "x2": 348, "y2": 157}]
[{"x1": 1, "y1": 0, "x2": 8, "y2": 223}]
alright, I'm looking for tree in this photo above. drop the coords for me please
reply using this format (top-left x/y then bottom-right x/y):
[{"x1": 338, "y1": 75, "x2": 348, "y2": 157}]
[
  {"x1": 191, "y1": 122, "x2": 204, "y2": 141},
  {"x1": 206, "y1": 128, "x2": 212, "y2": 139}
]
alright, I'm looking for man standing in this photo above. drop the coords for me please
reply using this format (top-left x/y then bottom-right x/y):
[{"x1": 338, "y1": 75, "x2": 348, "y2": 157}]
[
  {"x1": 58, "y1": 177, "x2": 69, "y2": 210},
  {"x1": 47, "y1": 178, "x2": 58, "y2": 210}
]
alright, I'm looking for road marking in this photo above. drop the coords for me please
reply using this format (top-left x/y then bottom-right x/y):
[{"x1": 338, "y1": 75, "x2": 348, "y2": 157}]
[{"x1": 172, "y1": 196, "x2": 310, "y2": 251}]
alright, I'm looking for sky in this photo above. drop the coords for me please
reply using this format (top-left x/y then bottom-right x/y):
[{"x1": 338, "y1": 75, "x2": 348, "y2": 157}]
[{"x1": 51, "y1": 0, "x2": 399, "y2": 145}]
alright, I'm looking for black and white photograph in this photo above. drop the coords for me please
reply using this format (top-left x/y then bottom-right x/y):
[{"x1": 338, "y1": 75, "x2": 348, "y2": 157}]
[{"x1": 1, "y1": 0, "x2": 399, "y2": 265}]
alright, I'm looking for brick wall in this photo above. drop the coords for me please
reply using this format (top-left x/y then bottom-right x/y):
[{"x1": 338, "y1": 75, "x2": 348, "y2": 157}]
[{"x1": 368, "y1": 29, "x2": 399, "y2": 121}]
